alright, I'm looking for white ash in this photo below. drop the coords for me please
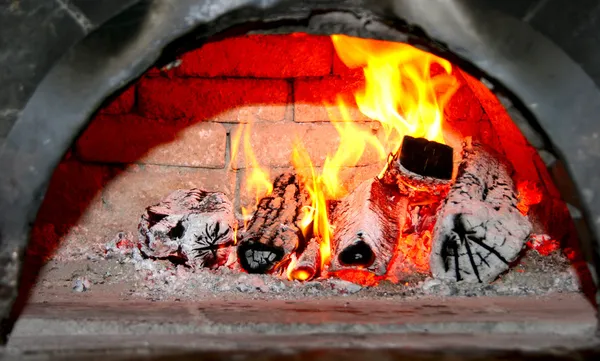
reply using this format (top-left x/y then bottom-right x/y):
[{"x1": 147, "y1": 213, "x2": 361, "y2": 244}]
[
  {"x1": 72, "y1": 278, "x2": 91, "y2": 292},
  {"x1": 104, "y1": 239, "x2": 578, "y2": 301},
  {"x1": 33, "y1": 228, "x2": 583, "y2": 302}
]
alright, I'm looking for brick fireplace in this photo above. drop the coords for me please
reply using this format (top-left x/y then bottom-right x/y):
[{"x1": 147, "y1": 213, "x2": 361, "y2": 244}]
[
  {"x1": 2, "y1": 0, "x2": 600, "y2": 356},
  {"x1": 31, "y1": 34, "x2": 573, "y2": 273}
]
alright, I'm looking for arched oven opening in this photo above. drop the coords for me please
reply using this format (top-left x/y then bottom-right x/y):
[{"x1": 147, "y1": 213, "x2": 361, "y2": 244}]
[{"x1": 1, "y1": 0, "x2": 600, "y2": 355}]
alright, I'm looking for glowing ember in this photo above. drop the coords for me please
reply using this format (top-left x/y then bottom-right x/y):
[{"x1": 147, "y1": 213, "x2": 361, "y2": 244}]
[
  {"x1": 527, "y1": 234, "x2": 561, "y2": 256},
  {"x1": 517, "y1": 180, "x2": 543, "y2": 215}
]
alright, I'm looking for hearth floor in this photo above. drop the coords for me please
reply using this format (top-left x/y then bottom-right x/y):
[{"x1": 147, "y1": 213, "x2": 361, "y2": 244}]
[{"x1": 4, "y1": 293, "x2": 598, "y2": 356}]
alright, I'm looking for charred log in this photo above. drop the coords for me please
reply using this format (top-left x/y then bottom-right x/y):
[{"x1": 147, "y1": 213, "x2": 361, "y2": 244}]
[
  {"x1": 399, "y1": 136, "x2": 454, "y2": 180},
  {"x1": 138, "y1": 189, "x2": 235, "y2": 269},
  {"x1": 289, "y1": 238, "x2": 321, "y2": 281},
  {"x1": 237, "y1": 172, "x2": 309, "y2": 274},
  {"x1": 430, "y1": 141, "x2": 532, "y2": 283},
  {"x1": 329, "y1": 178, "x2": 409, "y2": 276},
  {"x1": 380, "y1": 136, "x2": 454, "y2": 197}
]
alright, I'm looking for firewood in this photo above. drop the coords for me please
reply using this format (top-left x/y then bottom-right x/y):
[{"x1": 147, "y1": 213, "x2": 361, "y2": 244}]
[
  {"x1": 329, "y1": 178, "x2": 409, "y2": 276},
  {"x1": 398, "y1": 135, "x2": 454, "y2": 179},
  {"x1": 289, "y1": 238, "x2": 321, "y2": 281},
  {"x1": 380, "y1": 136, "x2": 454, "y2": 195},
  {"x1": 138, "y1": 189, "x2": 235, "y2": 269},
  {"x1": 375, "y1": 136, "x2": 454, "y2": 275},
  {"x1": 237, "y1": 172, "x2": 309, "y2": 274},
  {"x1": 430, "y1": 141, "x2": 532, "y2": 283}
]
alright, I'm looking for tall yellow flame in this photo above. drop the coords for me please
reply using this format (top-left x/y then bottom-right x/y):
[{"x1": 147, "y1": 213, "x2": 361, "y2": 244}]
[
  {"x1": 230, "y1": 122, "x2": 273, "y2": 227},
  {"x1": 331, "y1": 35, "x2": 459, "y2": 151},
  {"x1": 231, "y1": 34, "x2": 460, "y2": 280},
  {"x1": 287, "y1": 35, "x2": 459, "y2": 277}
]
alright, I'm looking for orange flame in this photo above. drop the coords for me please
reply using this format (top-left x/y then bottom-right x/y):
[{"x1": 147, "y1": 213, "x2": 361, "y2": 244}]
[
  {"x1": 287, "y1": 254, "x2": 312, "y2": 282},
  {"x1": 229, "y1": 34, "x2": 460, "y2": 281},
  {"x1": 332, "y1": 35, "x2": 458, "y2": 151},
  {"x1": 292, "y1": 144, "x2": 332, "y2": 270},
  {"x1": 230, "y1": 122, "x2": 273, "y2": 227},
  {"x1": 284, "y1": 35, "x2": 459, "y2": 279}
]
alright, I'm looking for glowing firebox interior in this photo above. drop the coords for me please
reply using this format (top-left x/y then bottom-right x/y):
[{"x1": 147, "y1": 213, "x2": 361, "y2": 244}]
[
  {"x1": 35, "y1": 32, "x2": 571, "y2": 291},
  {"x1": 230, "y1": 34, "x2": 536, "y2": 284}
]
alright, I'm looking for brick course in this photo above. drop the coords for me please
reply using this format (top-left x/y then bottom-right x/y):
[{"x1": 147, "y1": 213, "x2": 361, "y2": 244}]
[
  {"x1": 332, "y1": 51, "x2": 364, "y2": 78},
  {"x1": 294, "y1": 77, "x2": 370, "y2": 122},
  {"x1": 77, "y1": 114, "x2": 227, "y2": 168},
  {"x1": 176, "y1": 34, "x2": 333, "y2": 78},
  {"x1": 137, "y1": 77, "x2": 290, "y2": 123},
  {"x1": 444, "y1": 83, "x2": 485, "y2": 122},
  {"x1": 230, "y1": 123, "x2": 383, "y2": 169}
]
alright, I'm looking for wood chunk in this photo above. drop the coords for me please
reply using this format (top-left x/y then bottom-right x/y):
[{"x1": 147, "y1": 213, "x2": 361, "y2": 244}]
[
  {"x1": 329, "y1": 178, "x2": 409, "y2": 276},
  {"x1": 399, "y1": 136, "x2": 454, "y2": 180},
  {"x1": 380, "y1": 137, "x2": 453, "y2": 197},
  {"x1": 237, "y1": 172, "x2": 309, "y2": 274},
  {"x1": 289, "y1": 238, "x2": 321, "y2": 281},
  {"x1": 430, "y1": 142, "x2": 532, "y2": 283},
  {"x1": 138, "y1": 189, "x2": 235, "y2": 269}
]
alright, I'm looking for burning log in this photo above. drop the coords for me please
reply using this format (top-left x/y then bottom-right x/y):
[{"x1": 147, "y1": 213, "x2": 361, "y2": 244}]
[
  {"x1": 397, "y1": 135, "x2": 454, "y2": 180},
  {"x1": 430, "y1": 141, "x2": 532, "y2": 283},
  {"x1": 138, "y1": 189, "x2": 235, "y2": 269},
  {"x1": 237, "y1": 172, "x2": 309, "y2": 274},
  {"x1": 289, "y1": 238, "x2": 321, "y2": 281},
  {"x1": 379, "y1": 136, "x2": 455, "y2": 276},
  {"x1": 329, "y1": 178, "x2": 409, "y2": 276},
  {"x1": 329, "y1": 137, "x2": 453, "y2": 277},
  {"x1": 380, "y1": 135, "x2": 454, "y2": 194}
]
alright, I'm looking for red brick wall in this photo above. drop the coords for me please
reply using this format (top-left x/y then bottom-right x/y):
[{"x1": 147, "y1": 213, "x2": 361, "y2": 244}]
[{"x1": 31, "y1": 33, "x2": 566, "y2": 258}]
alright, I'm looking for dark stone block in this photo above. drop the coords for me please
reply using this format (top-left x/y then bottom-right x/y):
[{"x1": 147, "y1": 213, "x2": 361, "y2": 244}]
[
  {"x1": 399, "y1": 136, "x2": 453, "y2": 180},
  {"x1": 71, "y1": 0, "x2": 139, "y2": 25},
  {"x1": 0, "y1": 0, "x2": 86, "y2": 144}
]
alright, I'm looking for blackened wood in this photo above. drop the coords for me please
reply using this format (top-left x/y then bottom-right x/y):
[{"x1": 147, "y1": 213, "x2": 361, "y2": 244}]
[
  {"x1": 237, "y1": 172, "x2": 309, "y2": 274},
  {"x1": 430, "y1": 141, "x2": 532, "y2": 283},
  {"x1": 399, "y1": 136, "x2": 453, "y2": 180},
  {"x1": 380, "y1": 140, "x2": 453, "y2": 198},
  {"x1": 329, "y1": 178, "x2": 409, "y2": 276},
  {"x1": 138, "y1": 189, "x2": 235, "y2": 269},
  {"x1": 289, "y1": 238, "x2": 321, "y2": 281}
]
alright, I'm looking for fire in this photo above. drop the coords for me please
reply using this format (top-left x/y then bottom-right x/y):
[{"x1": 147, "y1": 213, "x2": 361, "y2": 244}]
[
  {"x1": 287, "y1": 255, "x2": 312, "y2": 282},
  {"x1": 292, "y1": 144, "x2": 333, "y2": 269},
  {"x1": 331, "y1": 35, "x2": 458, "y2": 151},
  {"x1": 230, "y1": 122, "x2": 273, "y2": 227},
  {"x1": 234, "y1": 34, "x2": 459, "y2": 282},
  {"x1": 287, "y1": 35, "x2": 458, "y2": 279}
]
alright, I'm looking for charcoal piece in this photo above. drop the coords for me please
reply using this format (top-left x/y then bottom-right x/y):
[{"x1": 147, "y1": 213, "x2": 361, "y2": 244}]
[
  {"x1": 399, "y1": 136, "x2": 453, "y2": 180},
  {"x1": 237, "y1": 171, "x2": 309, "y2": 274},
  {"x1": 430, "y1": 142, "x2": 532, "y2": 283},
  {"x1": 329, "y1": 178, "x2": 409, "y2": 276},
  {"x1": 138, "y1": 189, "x2": 235, "y2": 269}
]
